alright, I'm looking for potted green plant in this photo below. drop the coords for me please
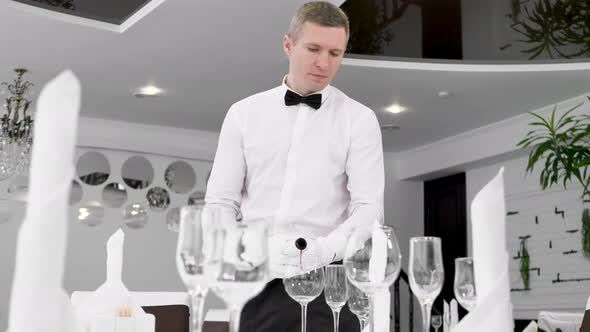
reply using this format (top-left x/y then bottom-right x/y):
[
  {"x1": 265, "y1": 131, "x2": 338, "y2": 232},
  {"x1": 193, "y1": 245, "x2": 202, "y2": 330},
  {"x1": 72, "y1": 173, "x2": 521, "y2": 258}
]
[{"x1": 517, "y1": 97, "x2": 590, "y2": 257}]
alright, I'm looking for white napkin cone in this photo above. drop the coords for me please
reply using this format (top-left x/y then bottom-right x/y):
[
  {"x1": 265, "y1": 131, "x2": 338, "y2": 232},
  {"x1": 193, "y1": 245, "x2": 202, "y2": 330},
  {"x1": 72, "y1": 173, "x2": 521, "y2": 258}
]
[
  {"x1": 371, "y1": 289, "x2": 390, "y2": 332},
  {"x1": 75, "y1": 229, "x2": 146, "y2": 328},
  {"x1": 524, "y1": 320, "x2": 539, "y2": 332},
  {"x1": 368, "y1": 222, "x2": 387, "y2": 283},
  {"x1": 450, "y1": 299, "x2": 458, "y2": 329},
  {"x1": 7, "y1": 71, "x2": 83, "y2": 332},
  {"x1": 367, "y1": 221, "x2": 390, "y2": 332},
  {"x1": 452, "y1": 167, "x2": 514, "y2": 332},
  {"x1": 443, "y1": 300, "x2": 450, "y2": 332}
]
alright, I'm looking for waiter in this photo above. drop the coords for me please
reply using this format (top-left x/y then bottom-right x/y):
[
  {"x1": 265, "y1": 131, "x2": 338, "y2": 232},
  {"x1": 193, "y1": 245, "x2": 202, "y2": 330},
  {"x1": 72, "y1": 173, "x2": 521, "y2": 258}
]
[{"x1": 205, "y1": 1, "x2": 384, "y2": 331}]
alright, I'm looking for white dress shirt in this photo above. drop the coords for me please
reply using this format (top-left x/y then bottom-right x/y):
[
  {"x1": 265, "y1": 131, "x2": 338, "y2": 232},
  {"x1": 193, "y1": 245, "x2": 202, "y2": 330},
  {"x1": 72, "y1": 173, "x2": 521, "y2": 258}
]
[{"x1": 205, "y1": 77, "x2": 384, "y2": 260}]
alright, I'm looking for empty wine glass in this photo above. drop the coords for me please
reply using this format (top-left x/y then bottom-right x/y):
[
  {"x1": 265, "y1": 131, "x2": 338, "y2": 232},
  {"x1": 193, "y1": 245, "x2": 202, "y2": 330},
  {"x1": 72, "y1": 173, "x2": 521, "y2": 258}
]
[
  {"x1": 409, "y1": 237, "x2": 445, "y2": 332},
  {"x1": 344, "y1": 224, "x2": 402, "y2": 332},
  {"x1": 283, "y1": 256, "x2": 325, "y2": 332},
  {"x1": 202, "y1": 206, "x2": 270, "y2": 332},
  {"x1": 324, "y1": 265, "x2": 349, "y2": 332},
  {"x1": 175, "y1": 204, "x2": 208, "y2": 332},
  {"x1": 347, "y1": 280, "x2": 369, "y2": 331},
  {"x1": 454, "y1": 257, "x2": 476, "y2": 311}
]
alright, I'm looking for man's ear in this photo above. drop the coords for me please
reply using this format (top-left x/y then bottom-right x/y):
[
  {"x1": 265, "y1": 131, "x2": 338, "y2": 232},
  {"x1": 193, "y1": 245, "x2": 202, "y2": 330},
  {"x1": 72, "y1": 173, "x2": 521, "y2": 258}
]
[{"x1": 283, "y1": 34, "x2": 292, "y2": 56}]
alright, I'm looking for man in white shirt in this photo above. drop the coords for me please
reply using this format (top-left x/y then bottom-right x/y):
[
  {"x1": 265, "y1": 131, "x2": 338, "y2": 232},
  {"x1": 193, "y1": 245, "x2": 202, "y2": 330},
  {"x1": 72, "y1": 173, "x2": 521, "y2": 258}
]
[{"x1": 205, "y1": 2, "x2": 384, "y2": 331}]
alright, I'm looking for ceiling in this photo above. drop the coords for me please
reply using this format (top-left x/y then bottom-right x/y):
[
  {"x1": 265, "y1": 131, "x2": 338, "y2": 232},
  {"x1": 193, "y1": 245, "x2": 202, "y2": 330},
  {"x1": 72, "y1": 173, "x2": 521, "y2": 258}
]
[{"x1": 1, "y1": 0, "x2": 589, "y2": 153}]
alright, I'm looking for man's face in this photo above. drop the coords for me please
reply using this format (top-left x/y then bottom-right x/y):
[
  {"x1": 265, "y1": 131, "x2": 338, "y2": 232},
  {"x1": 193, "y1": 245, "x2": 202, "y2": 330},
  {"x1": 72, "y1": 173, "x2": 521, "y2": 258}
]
[{"x1": 283, "y1": 21, "x2": 347, "y2": 95}]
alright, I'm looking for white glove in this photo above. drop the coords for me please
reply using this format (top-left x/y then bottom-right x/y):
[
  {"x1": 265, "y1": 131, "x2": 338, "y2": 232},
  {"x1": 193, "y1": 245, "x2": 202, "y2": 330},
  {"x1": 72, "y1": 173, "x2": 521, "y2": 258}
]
[{"x1": 268, "y1": 235, "x2": 335, "y2": 279}]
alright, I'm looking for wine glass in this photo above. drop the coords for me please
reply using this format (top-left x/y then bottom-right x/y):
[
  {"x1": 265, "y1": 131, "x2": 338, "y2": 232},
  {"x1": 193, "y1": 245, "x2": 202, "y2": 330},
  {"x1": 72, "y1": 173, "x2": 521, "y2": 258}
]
[
  {"x1": 409, "y1": 237, "x2": 445, "y2": 332},
  {"x1": 202, "y1": 207, "x2": 270, "y2": 332},
  {"x1": 454, "y1": 257, "x2": 477, "y2": 311},
  {"x1": 347, "y1": 280, "x2": 370, "y2": 331},
  {"x1": 344, "y1": 225, "x2": 402, "y2": 332},
  {"x1": 431, "y1": 314, "x2": 442, "y2": 332},
  {"x1": 324, "y1": 265, "x2": 349, "y2": 332},
  {"x1": 283, "y1": 256, "x2": 325, "y2": 332},
  {"x1": 175, "y1": 204, "x2": 208, "y2": 332}
]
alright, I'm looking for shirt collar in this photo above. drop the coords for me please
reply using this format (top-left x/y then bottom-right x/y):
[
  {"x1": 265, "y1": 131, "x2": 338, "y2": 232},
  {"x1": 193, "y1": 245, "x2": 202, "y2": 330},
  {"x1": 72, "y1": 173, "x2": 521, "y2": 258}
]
[{"x1": 280, "y1": 75, "x2": 332, "y2": 106}]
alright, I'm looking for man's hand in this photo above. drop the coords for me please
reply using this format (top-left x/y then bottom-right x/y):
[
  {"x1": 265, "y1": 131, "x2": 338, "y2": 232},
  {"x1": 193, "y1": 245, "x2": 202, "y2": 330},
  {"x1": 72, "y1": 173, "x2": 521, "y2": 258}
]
[{"x1": 268, "y1": 235, "x2": 336, "y2": 279}]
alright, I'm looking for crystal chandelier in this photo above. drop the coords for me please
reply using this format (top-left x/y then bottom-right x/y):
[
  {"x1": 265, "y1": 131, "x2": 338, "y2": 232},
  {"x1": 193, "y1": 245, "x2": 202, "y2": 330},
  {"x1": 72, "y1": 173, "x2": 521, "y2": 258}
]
[{"x1": 0, "y1": 69, "x2": 34, "y2": 181}]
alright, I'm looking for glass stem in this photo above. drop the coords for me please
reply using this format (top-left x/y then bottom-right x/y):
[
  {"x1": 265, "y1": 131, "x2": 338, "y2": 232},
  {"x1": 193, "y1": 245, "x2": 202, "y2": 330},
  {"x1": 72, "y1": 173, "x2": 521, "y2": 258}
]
[
  {"x1": 421, "y1": 302, "x2": 432, "y2": 332},
  {"x1": 189, "y1": 290, "x2": 207, "y2": 332},
  {"x1": 369, "y1": 295, "x2": 375, "y2": 332},
  {"x1": 361, "y1": 318, "x2": 367, "y2": 331},
  {"x1": 332, "y1": 308, "x2": 341, "y2": 332},
  {"x1": 301, "y1": 303, "x2": 308, "y2": 332},
  {"x1": 229, "y1": 306, "x2": 242, "y2": 332}
]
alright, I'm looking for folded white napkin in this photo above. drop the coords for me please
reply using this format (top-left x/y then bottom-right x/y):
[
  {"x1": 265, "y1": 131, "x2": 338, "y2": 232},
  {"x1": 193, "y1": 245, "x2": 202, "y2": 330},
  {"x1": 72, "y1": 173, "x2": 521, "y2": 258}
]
[
  {"x1": 75, "y1": 229, "x2": 147, "y2": 329},
  {"x1": 452, "y1": 168, "x2": 514, "y2": 332},
  {"x1": 522, "y1": 320, "x2": 538, "y2": 332},
  {"x1": 537, "y1": 311, "x2": 583, "y2": 332},
  {"x1": 444, "y1": 300, "x2": 450, "y2": 332},
  {"x1": 450, "y1": 299, "x2": 458, "y2": 329},
  {"x1": 371, "y1": 289, "x2": 390, "y2": 332},
  {"x1": 368, "y1": 221, "x2": 390, "y2": 332},
  {"x1": 89, "y1": 315, "x2": 155, "y2": 332},
  {"x1": 7, "y1": 71, "x2": 83, "y2": 332},
  {"x1": 369, "y1": 223, "x2": 387, "y2": 283}
]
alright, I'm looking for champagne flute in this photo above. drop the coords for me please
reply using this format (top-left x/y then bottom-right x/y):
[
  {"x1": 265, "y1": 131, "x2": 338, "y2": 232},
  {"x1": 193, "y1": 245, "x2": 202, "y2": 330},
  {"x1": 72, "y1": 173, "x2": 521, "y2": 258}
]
[
  {"x1": 344, "y1": 225, "x2": 402, "y2": 332},
  {"x1": 202, "y1": 207, "x2": 269, "y2": 332},
  {"x1": 283, "y1": 256, "x2": 325, "y2": 332},
  {"x1": 175, "y1": 204, "x2": 208, "y2": 332},
  {"x1": 454, "y1": 257, "x2": 477, "y2": 311},
  {"x1": 324, "y1": 265, "x2": 349, "y2": 332},
  {"x1": 347, "y1": 281, "x2": 370, "y2": 331},
  {"x1": 409, "y1": 237, "x2": 445, "y2": 332}
]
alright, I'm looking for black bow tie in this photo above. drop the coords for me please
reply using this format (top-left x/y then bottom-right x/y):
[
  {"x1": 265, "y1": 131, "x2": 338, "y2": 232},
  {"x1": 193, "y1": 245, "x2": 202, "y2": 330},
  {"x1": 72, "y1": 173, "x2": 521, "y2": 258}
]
[{"x1": 284, "y1": 90, "x2": 322, "y2": 110}]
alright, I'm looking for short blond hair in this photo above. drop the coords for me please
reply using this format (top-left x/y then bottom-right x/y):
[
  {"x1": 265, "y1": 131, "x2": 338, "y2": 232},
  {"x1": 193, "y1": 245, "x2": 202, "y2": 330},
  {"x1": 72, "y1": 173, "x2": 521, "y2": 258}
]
[{"x1": 288, "y1": 1, "x2": 350, "y2": 43}]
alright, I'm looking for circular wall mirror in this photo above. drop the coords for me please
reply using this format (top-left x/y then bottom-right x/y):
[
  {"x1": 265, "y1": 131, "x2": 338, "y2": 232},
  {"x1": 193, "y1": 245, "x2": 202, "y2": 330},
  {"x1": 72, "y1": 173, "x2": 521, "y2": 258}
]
[
  {"x1": 102, "y1": 182, "x2": 128, "y2": 208},
  {"x1": 164, "y1": 161, "x2": 196, "y2": 194},
  {"x1": 121, "y1": 156, "x2": 154, "y2": 190},
  {"x1": 146, "y1": 187, "x2": 170, "y2": 210},
  {"x1": 122, "y1": 202, "x2": 148, "y2": 229},
  {"x1": 77, "y1": 151, "x2": 110, "y2": 186},
  {"x1": 77, "y1": 201, "x2": 104, "y2": 226}
]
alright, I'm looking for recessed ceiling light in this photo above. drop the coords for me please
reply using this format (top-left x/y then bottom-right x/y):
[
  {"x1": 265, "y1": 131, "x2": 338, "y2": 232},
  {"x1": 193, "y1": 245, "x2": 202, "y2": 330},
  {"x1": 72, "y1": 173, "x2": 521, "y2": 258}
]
[
  {"x1": 134, "y1": 85, "x2": 163, "y2": 98},
  {"x1": 437, "y1": 91, "x2": 452, "y2": 98},
  {"x1": 385, "y1": 103, "x2": 407, "y2": 114}
]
